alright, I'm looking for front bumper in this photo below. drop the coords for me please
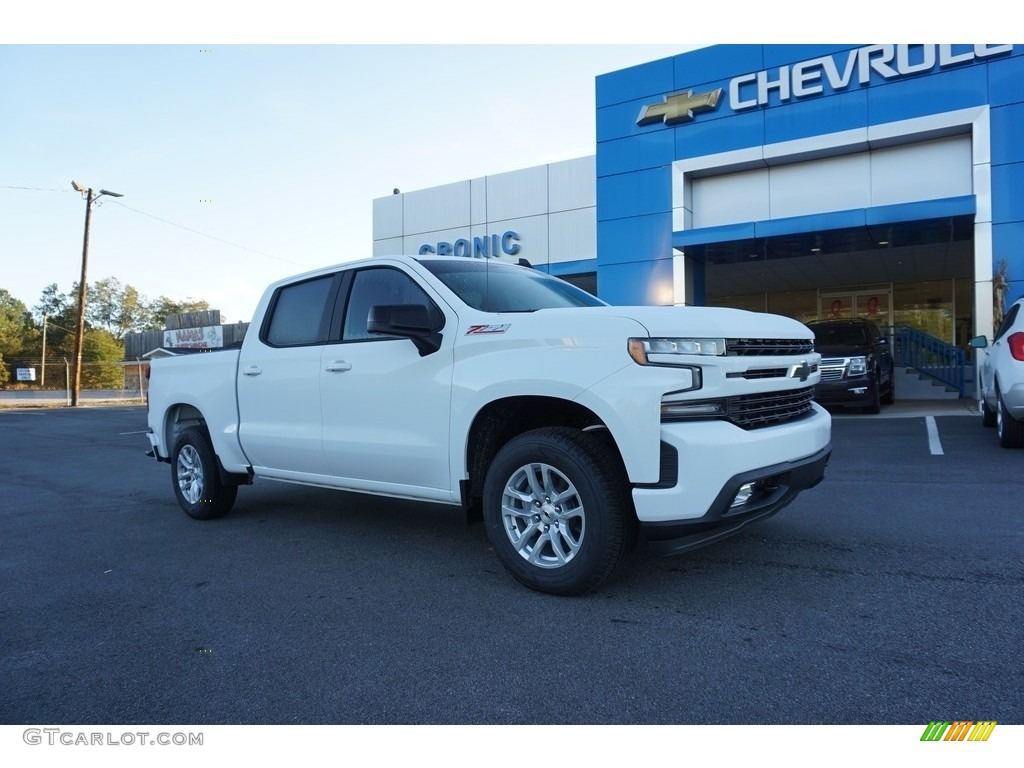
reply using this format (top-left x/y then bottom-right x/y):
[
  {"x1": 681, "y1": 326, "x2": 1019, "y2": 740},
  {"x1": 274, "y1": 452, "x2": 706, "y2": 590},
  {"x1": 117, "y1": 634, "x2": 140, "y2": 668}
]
[
  {"x1": 813, "y1": 377, "x2": 875, "y2": 408},
  {"x1": 640, "y1": 444, "x2": 831, "y2": 556},
  {"x1": 631, "y1": 403, "x2": 831, "y2": 556}
]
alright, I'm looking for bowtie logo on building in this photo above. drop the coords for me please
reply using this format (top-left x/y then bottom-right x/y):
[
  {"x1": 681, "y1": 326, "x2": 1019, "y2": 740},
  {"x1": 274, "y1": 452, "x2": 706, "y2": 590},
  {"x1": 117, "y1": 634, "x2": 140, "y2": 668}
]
[{"x1": 636, "y1": 88, "x2": 723, "y2": 126}]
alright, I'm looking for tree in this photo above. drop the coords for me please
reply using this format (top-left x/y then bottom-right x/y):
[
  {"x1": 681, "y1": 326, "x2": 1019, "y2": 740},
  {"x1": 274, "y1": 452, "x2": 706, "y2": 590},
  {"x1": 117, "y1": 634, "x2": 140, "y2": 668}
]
[
  {"x1": 31, "y1": 283, "x2": 79, "y2": 352},
  {"x1": 0, "y1": 289, "x2": 31, "y2": 385},
  {"x1": 55, "y1": 328, "x2": 124, "y2": 389},
  {"x1": 87, "y1": 277, "x2": 153, "y2": 341},
  {"x1": 0, "y1": 288, "x2": 30, "y2": 358},
  {"x1": 147, "y1": 295, "x2": 212, "y2": 330}
]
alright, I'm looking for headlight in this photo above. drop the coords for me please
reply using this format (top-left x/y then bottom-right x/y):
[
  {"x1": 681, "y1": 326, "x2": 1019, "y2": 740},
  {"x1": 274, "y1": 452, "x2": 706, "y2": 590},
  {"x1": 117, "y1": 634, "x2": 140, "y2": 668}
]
[
  {"x1": 628, "y1": 337, "x2": 726, "y2": 365},
  {"x1": 848, "y1": 356, "x2": 867, "y2": 375}
]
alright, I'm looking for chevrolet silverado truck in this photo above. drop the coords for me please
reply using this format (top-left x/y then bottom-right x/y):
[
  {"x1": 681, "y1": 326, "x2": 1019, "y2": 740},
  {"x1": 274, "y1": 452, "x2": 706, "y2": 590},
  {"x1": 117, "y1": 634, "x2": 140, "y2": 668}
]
[{"x1": 145, "y1": 255, "x2": 832, "y2": 595}]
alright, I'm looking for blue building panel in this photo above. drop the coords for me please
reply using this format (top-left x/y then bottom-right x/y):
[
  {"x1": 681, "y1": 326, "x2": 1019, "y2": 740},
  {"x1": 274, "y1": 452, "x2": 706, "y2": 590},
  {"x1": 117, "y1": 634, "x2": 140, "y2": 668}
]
[
  {"x1": 596, "y1": 101, "x2": 641, "y2": 144},
  {"x1": 993, "y1": 221, "x2": 1024, "y2": 291},
  {"x1": 543, "y1": 259, "x2": 598, "y2": 277},
  {"x1": 991, "y1": 162, "x2": 1024, "y2": 224},
  {"x1": 988, "y1": 53, "x2": 1024, "y2": 108},
  {"x1": 596, "y1": 56, "x2": 675, "y2": 109},
  {"x1": 865, "y1": 197, "x2": 976, "y2": 225},
  {"x1": 596, "y1": 259, "x2": 674, "y2": 306},
  {"x1": 755, "y1": 210, "x2": 867, "y2": 238},
  {"x1": 865, "y1": 66, "x2": 991, "y2": 126},
  {"x1": 761, "y1": 44, "x2": 860, "y2": 70},
  {"x1": 672, "y1": 108, "x2": 765, "y2": 160},
  {"x1": 672, "y1": 45, "x2": 764, "y2": 90},
  {"x1": 596, "y1": 131, "x2": 675, "y2": 176},
  {"x1": 596, "y1": 167, "x2": 672, "y2": 221},
  {"x1": 673, "y1": 222, "x2": 756, "y2": 249},
  {"x1": 763, "y1": 88, "x2": 869, "y2": 145},
  {"x1": 991, "y1": 103, "x2": 1024, "y2": 166},
  {"x1": 598, "y1": 213, "x2": 674, "y2": 266}
]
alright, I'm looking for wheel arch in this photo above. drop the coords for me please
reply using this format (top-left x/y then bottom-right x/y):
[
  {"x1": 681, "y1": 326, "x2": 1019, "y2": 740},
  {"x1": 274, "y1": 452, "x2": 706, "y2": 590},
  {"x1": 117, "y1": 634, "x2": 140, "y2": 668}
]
[
  {"x1": 163, "y1": 403, "x2": 252, "y2": 485},
  {"x1": 462, "y1": 395, "x2": 624, "y2": 508}
]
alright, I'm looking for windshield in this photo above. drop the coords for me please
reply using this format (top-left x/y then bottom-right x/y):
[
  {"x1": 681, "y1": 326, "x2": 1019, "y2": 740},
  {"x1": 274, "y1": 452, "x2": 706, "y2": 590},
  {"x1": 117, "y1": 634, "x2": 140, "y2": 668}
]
[
  {"x1": 811, "y1": 324, "x2": 870, "y2": 346},
  {"x1": 420, "y1": 259, "x2": 606, "y2": 312}
]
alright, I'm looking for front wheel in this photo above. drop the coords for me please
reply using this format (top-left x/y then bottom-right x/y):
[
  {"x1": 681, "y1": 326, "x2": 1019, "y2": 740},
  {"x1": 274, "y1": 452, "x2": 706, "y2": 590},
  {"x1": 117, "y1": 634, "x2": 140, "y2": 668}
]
[
  {"x1": 482, "y1": 427, "x2": 636, "y2": 596},
  {"x1": 981, "y1": 396, "x2": 996, "y2": 428},
  {"x1": 171, "y1": 426, "x2": 237, "y2": 519},
  {"x1": 880, "y1": 366, "x2": 895, "y2": 405},
  {"x1": 996, "y1": 391, "x2": 1024, "y2": 448},
  {"x1": 862, "y1": 378, "x2": 881, "y2": 414}
]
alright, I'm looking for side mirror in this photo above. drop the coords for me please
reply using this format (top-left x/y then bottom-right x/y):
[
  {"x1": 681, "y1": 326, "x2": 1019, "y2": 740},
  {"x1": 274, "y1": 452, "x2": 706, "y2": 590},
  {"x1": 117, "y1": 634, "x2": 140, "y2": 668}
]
[
  {"x1": 367, "y1": 304, "x2": 443, "y2": 356},
  {"x1": 968, "y1": 335, "x2": 989, "y2": 349}
]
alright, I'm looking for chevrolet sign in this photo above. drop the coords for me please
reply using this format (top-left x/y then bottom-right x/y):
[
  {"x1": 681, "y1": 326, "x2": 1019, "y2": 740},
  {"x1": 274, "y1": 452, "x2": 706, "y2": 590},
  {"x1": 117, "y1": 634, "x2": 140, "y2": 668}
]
[{"x1": 637, "y1": 44, "x2": 1013, "y2": 126}]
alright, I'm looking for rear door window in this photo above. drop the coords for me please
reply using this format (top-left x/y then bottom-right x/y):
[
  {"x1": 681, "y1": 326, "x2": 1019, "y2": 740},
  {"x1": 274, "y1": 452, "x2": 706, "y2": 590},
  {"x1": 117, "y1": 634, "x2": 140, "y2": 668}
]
[{"x1": 263, "y1": 274, "x2": 337, "y2": 346}]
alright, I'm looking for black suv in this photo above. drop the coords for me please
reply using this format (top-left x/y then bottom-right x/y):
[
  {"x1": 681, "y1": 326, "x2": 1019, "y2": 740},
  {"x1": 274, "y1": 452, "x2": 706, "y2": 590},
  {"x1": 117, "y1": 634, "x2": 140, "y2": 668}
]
[{"x1": 807, "y1": 319, "x2": 895, "y2": 413}]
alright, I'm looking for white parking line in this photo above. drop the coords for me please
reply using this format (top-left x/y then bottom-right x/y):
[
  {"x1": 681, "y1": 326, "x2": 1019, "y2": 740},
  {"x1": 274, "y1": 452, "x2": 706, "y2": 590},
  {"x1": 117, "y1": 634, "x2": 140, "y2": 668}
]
[{"x1": 925, "y1": 416, "x2": 944, "y2": 455}]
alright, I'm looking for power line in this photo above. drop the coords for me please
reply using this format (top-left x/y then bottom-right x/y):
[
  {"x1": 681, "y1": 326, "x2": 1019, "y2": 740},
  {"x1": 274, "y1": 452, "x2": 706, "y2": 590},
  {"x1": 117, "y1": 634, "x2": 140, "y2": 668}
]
[
  {"x1": 3, "y1": 184, "x2": 311, "y2": 269},
  {"x1": 0, "y1": 185, "x2": 74, "y2": 193},
  {"x1": 109, "y1": 200, "x2": 311, "y2": 268}
]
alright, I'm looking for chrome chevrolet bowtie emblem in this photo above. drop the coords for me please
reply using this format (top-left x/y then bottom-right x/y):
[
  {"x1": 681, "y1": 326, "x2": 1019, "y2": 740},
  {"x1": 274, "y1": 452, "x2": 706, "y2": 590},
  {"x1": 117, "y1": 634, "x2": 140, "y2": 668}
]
[
  {"x1": 789, "y1": 361, "x2": 815, "y2": 382},
  {"x1": 636, "y1": 88, "x2": 723, "y2": 126}
]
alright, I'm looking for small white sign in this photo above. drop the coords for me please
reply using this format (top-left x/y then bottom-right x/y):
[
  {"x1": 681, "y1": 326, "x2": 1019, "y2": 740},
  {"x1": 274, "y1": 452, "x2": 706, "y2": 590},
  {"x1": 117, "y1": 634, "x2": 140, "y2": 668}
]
[{"x1": 16, "y1": 367, "x2": 37, "y2": 382}]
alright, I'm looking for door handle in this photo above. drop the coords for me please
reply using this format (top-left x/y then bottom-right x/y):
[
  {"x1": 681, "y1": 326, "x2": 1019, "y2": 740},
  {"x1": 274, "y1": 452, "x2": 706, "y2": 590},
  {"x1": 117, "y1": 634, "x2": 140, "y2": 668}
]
[
  {"x1": 242, "y1": 365, "x2": 262, "y2": 376},
  {"x1": 325, "y1": 361, "x2": 352, "y2": 372}
]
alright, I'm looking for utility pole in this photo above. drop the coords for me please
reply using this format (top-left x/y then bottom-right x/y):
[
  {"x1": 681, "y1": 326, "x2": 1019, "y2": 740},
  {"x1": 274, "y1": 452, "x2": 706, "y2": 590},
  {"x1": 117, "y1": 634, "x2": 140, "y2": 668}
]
[
  {"x1": 40, "y1": 315, "x2": 47, "y2": 388},
  {"x1": 70, "y1": 181, "x2": 123, "y2": 407}
]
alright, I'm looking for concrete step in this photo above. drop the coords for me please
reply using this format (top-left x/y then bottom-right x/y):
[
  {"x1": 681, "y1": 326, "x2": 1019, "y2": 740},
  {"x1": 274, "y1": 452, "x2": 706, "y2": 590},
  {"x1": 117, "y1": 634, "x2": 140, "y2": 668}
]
[{"x1": 893, "y1": 367, "x2": 962, "y2": 400}]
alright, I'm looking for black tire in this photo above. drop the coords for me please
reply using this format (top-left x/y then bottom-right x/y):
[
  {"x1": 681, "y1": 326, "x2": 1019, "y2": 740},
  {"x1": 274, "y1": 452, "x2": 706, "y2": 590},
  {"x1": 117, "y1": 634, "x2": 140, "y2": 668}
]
[
  {"x1": 981, "y1": 397, "x2": 997, "y2": 428},
  {"x1": 880, "y1": 366, "x2": 895, "y2": 405},
  {"x1": 170, "y1": 426, "x2": 237, "y2": 519},
  {"x1": 482, "y1": 427, "x2": 637, "y2": 596},
  {"x1": 862, "y1": 377, "x2": 881, "y2": 414},
  {"x1": 996, "y1": 390, "x2": 1024, "y2": 448}
]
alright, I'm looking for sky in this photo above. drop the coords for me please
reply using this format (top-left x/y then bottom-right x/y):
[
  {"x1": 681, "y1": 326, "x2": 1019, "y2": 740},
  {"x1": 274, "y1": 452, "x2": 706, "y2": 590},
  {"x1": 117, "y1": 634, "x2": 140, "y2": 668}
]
[
  {"x1": 0, "y1": 37, "x2": 690, "y2": 324},
  {"x1": 1, "y1": 4, "x2": 992, "y2": 326}
]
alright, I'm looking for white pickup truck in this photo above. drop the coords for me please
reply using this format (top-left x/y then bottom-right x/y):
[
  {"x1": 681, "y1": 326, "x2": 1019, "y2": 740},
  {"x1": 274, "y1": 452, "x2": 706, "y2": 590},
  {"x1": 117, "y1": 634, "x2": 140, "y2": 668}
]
[{"x1": 146, "y1": 255, "x2": 831, "y2": 594}]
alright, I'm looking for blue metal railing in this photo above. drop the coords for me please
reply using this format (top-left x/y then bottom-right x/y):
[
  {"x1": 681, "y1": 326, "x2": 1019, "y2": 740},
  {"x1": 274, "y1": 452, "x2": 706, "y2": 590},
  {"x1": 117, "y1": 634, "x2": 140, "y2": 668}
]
[{"x1": 884, "y1": 325, "x2": 968, "y2": 396}]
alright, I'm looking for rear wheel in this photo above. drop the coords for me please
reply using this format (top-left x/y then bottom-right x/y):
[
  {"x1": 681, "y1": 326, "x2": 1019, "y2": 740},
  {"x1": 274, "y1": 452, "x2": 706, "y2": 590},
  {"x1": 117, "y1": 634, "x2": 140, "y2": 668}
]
[
  {"x1": 171, "y1": 427, "x2": 237, "y2": 519},
  {"x1": 482, "y1": 427, "x2": 636, "y2": 595},
  {"x1": 996, "y1": 390, "x2": 1024, "y2": 448}
]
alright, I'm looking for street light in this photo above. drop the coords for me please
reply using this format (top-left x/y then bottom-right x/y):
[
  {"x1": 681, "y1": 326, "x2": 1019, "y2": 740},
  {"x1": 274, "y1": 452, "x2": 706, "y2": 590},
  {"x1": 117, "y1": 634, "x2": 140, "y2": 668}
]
[{"x1": 70, "y1": 181, "x2": 124, "y2": 407}]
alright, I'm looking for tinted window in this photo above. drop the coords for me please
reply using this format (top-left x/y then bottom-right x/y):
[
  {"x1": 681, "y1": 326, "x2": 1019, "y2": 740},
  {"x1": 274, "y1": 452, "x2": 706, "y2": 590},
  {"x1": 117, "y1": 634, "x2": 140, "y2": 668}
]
[
  {"x1": 811, "y1": 324, "x2": 869, "y2": 346},
  {"x1": 342, "y1": 268, "x2": 433, "y2": 341},
  {"x1": 264, "y1": 275, "x2": 334, "y2": 346},
  {"x1": 995, "y1": 304, "x2": 1020, "y2": 342},
  {"x1": 420, "y1": 259, "x2": 605, "y2": 311}
]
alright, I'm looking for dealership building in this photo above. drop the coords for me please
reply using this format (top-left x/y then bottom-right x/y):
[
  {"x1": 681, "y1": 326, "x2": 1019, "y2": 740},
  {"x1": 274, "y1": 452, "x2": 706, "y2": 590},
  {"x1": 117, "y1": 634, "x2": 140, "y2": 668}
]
[{"x1": 373, "y1": 44, "x2": 1022, "y2": 393}]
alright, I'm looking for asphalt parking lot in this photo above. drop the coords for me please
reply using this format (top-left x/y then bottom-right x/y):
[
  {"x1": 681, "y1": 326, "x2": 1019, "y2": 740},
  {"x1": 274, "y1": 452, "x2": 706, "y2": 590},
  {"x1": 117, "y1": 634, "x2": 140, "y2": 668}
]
[{"x1": 0, "y1": 404, "x2": 1021, "y2": 726}]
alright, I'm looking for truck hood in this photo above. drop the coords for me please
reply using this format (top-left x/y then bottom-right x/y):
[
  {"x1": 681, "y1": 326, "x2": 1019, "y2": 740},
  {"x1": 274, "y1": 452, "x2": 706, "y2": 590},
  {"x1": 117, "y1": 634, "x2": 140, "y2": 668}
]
[{"x1": 530, "y1": 305, "x2": 813, "y2": 340}]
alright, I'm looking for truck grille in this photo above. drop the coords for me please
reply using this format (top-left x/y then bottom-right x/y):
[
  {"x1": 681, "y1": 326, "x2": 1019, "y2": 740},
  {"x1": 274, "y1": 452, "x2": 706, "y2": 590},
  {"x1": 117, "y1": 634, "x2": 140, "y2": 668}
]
[
  {"x1": 819, "y1": 358, "x2": 846, "y2": 381},
  {"x1": 725, "y1": 386, "x2": 816, "y2": 429},
  {"x1": 727, "y1": 338, "x2": 814, "y2": 356}
]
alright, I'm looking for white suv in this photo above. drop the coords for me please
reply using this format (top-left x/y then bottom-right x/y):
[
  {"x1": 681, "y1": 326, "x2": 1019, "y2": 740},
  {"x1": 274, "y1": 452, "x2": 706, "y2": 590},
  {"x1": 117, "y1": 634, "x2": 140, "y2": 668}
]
[{"x1": 971, "y1": 296, "x2": 1024, "y2": 447}]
